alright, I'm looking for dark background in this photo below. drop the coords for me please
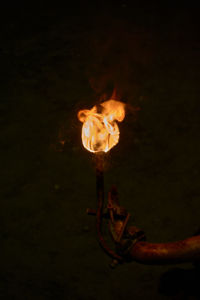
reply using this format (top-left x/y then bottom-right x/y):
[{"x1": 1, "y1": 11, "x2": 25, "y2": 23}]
[{"x1": 1, "y1": 1, "x2": 200, "y2": 299}]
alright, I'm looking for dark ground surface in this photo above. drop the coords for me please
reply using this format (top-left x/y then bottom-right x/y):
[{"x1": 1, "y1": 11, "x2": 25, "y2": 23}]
[{"x1": 1, "y1": 2, "x2": 200, "y2": 299}]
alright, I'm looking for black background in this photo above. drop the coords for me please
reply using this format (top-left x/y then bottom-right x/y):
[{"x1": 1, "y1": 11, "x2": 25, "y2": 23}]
[{"x1": 1, "y1": 1, "x2": 200, "y2": 299}]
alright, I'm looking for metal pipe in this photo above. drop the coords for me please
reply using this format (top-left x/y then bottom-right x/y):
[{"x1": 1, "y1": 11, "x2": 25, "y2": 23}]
[
  {"x1": 95, "y1": 152, "x2": 123, "y2": 262},
  {"x1": 127, "y1": 235, "x2": 200, "y2": 264}
]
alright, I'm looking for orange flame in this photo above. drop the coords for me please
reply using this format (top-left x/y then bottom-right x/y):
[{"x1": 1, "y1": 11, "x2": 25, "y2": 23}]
[{"x1": 78, "y1": 100, "x2": 125, "y2": 153}]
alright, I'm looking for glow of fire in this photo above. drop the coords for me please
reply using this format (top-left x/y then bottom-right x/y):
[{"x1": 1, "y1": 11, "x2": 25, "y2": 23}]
[{"x1": 78, "y1": 100, "x2": 125, "y2": 153}]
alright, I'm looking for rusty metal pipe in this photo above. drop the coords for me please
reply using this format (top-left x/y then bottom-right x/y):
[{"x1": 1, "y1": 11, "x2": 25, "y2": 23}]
[
  {"x1": 127, "y1": 235, "x2": 200, "y2": 264},
  {"x1": 95, "y1": 153, "x2": 123, "y2": 262}
]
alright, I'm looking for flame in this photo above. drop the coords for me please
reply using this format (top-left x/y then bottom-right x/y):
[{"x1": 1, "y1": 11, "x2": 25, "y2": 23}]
[{"x1": 78, "y1": 100, "x2": 125, "y2": 153}]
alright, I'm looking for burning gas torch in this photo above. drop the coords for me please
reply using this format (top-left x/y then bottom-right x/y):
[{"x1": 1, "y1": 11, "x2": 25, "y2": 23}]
[
  {"x1": 78, "y1": 97, "x2": 126, "y2": 263},
  {"x1": 77, "y1": 94, "x2": 200, "y2": 267}
]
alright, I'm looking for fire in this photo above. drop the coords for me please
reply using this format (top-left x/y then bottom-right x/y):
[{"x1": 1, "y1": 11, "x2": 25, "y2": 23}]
[{"x1": 78, "y1": 99, "x2": 125, "y2": 153}]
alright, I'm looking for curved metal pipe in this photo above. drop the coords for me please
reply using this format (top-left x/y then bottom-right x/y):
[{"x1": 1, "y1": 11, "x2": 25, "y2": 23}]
[
  {"x1": 95, "y1": 153, "x2": 123, "y2": 262},
  {"x1": 127, "y1": 235, "x2": 200, "y2": 264},
  {"x1": 94, "y1": 153, "x2": 200, "y2": 265}
]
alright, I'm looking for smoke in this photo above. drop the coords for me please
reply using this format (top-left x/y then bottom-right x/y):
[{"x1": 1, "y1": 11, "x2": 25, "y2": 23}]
[{"x1": 86, "y1": 17, "x2": 155, "y2": 102}]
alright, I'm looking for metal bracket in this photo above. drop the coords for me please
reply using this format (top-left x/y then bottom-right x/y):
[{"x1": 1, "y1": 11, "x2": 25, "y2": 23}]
[{"x1": 87, "y1": 185, "x2": 145, "y2": 266}]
